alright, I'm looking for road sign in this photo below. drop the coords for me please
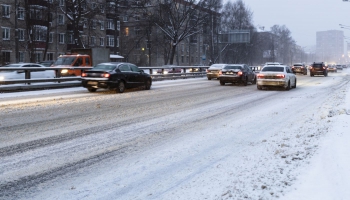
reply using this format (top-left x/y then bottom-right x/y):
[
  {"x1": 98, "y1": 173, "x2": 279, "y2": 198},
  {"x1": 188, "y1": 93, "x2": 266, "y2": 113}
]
[{"x1": 218, "y1": 30, "x2": 250, "y2": 44}]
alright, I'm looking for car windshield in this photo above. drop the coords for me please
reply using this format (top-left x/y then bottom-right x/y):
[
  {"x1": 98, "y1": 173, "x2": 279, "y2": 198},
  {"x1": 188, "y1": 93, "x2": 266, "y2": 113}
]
[
  {"x1": 262, "y1": 66, "x2": 284, "y2": 72},
  {"x1": 93, "y1": 64, "x2": 116, "y2": 70},
  {"x1": 293, "y1": 64, "x2": 302, "y2": 66},
  {"x1": 209, "y1": 64, "x2": 226, "y2": 69},
  {"x1": 224, "y1": 66, "x2": 242, "y2": 70},
  {"x1": 54, "y1": 57, "x2": 76, "y2": 65},
  {"x1": 313, "y1": 64, "x2": 323, "y2": 67}
]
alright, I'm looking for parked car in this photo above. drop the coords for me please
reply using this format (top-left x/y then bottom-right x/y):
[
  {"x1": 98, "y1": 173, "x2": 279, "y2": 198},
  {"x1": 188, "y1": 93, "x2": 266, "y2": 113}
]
[
  {"x1": 0, "y1": 63, "x2": 55, "y2": 81},
  {"x1": 81, "y1": 62, "x2": 152, "y2": 93},
  {"x1": 38, "y1": 60, "x2": 55, "y2": 67},
  {"x1": 291, "y1": 63, "x2": 307, "y2": 75},
  {"x1": 310, "y1": 62, "x2": 328, "y2": 77},
  {"x1": 157, "y1": 65, "x2": 182, "y2": 74},
  {"x1": 206, "y1": 64, "x2": 227, "y2": 80},
  {"x1": 218, "y1": 64, "x2": 256, "y2": 86},
  {"x1": 336, "y1": 65, "x2": 343, "y2": 71},
  {"x1": 328, "y1": 65, "x2": 337, "y2": 73},
  {"x1": 256, "y1": 65, "x2": 296, "y2": 90}
]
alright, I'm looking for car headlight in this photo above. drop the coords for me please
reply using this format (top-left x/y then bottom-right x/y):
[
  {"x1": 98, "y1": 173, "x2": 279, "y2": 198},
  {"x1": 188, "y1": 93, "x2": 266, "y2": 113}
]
[
  {"x1": 164, "y1": 71, "x2": 168, "y2": 74},
  {"x1": 0, "y1": 76, "x2": 4, "y2": 81},
  {"x1": 61, "y1": 69, "x2": 68, "y2": 74}
]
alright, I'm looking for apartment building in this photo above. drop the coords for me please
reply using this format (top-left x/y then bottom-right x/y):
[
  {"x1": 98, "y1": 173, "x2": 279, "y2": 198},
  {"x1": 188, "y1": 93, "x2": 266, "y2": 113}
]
[{"x1": 316, "y1": 30, "x2": 344, "y2": 63}]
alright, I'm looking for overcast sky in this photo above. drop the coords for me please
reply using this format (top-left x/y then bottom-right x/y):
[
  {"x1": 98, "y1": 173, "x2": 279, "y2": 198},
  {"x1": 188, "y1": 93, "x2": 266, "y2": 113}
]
[{"x1": 228, "y1": 0, "x2": 350, "y2": 50}]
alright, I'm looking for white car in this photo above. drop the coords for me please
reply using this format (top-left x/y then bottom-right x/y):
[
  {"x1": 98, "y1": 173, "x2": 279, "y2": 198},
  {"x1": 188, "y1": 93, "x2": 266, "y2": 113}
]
[
  {"x1": 0, "y1": 63, "x2": 55, "y2": 81},
  {"x1": 256, "y1": 65, "x2": 296, "y2": 90}
]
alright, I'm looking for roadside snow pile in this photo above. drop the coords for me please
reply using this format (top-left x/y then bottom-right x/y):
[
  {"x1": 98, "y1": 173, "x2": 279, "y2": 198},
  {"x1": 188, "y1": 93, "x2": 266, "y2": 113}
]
[{"x1": 221, "y1": 83, "x2": 349, "y2": 200}]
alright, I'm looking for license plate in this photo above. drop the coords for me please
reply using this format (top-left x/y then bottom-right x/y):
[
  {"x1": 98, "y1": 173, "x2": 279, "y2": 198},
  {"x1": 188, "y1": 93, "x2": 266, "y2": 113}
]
[{"x1": 88, "y1": 81, "x2": 98, "y2": 85}]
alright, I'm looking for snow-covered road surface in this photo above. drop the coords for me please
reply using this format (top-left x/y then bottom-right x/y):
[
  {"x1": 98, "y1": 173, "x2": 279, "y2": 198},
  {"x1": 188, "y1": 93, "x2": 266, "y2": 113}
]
[{"x1": 0, "y1": 70, "x2": 349, "y2": 200}]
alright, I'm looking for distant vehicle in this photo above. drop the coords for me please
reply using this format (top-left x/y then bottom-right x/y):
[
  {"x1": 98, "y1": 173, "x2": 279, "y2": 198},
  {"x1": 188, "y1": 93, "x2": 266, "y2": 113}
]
[
  {"x1": 81, "y1": 62, "x2": 152, "y2": 93},
  {"x1": 257, "y1": 65, "x2": 296, "y2": 90},
  {"x1": 336, "y1": 65, "x2": 343, "y2": 71},
  {"x1": 218, "y1": 64, "x2": 256, "y2": 86},
  {"x1": 310, "y1": 62, "x2": 328, "y2": 77},
  {"x1": 189, "y1": 64, "x2": 205, "y2": 72},
  {"x1": 291, "y1": 63, "x2": 307, "y2": 75},
  {"x1": 0, "y1": 63, "x2": 55, "y2": 81},
  {"x1": 38, "y1": 60, "x2": 55, "y2": 67},
  {"x1": 328, "y1": 65, "x2": 337, "y2": 73},
  {"x1": 206, "y1": 64, "x2": 227, "y2": 80},
  {"x1": 156, "y1": 65, "x2": 182, "y2": 74}
]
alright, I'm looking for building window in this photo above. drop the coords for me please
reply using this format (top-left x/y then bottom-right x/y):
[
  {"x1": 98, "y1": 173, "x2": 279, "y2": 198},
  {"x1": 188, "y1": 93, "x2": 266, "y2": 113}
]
[
  {"x1": 135, "y1": 41, "x2": 140, "y2": 49},
  {"x1": 107, "y1": 19, "x2": 114, "y2": 30},
  {"x1": 91, "y1": 20, "x2": 96, "y2": 29},
  {"x1": 19, "y1": 29, "x2": 25, "y2": 41},
  {"x1": 49, "y1": 32, "x2": 53, "y2": 43},
  {"x1": 67, "y1": 34, "x2": 73, "y2": 44},
  {"x1": 100, "y1": 4, "x2": 104, "y2": 13},
  {"x1": 125, "y1": 27, "x2": 129, "y2": 36},
  {"x1": 123, "y1": 16, "x2": 128, "y2": 22},
  {"x1": 30, "y1": 8, "x2": 42, "y2": 20},
  {"x1": 59, "y1": 0, "x2": 64, "y2": 6},
  {"x1": 135, "y1": 15, "x2": 140, "y2": 21},
  {"x1": 91, "y1": 36, "x2": 95, "y2": 46},
  {"x1": 2, "y1": 27, "x2": 10, "y2": 40},
  {"x1": 58, "y1": 33, "x2": 65, "y2": 44},
  {"x1": 34, "y1": 26, "x2": 47, "y2": 41},
  {"x1": 100, "y1": 37, "x2": 104, "y2": 46},
  {"x1": 117, "y1": 37, "x2": 119, "y2": 47},
  {"x1": 2, "y1": 5, "x2": 10, "y2": 18},
  {"x1": 35, "y1": 53, "x2": 41, "y2": 62},
  {"x1": 19, "y1": 52, "x2": 25, "y2": 62},
  {"x1": 107, "y1": 35, "x2": 114, "y2": 47},
  {"x1": 58, "y1": 14, "x2": 64, "y2": 25},
  {"x1": 134, "y1": 27, "x2": 141, "y2": 35},
  {"x1": 2, "y1": 52, "x2": 10, "y2": 63},
  {"x1": 18, "y1": 7, "x2": 25, "y2": 20},
  {"x1": 82, "y1": 18, "x2": 87, "y2": 28},
  {"x1": 47, "y1": 53, "x2": 54, "y2": 60},
  {"x1": 100, "y1": 21, "x2": 104, "y2": 30}
]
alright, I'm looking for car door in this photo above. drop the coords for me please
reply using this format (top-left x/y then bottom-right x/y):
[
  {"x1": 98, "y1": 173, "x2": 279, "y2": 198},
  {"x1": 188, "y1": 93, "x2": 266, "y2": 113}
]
[
  {"x1": 129, "y1": 64, "x2": 144, "y2": 86},
  {"x1": 245, "y1": 65, "x2": 254, "y2": 81},
  {"x1": 118, "y1": 64, "x2": 135, "y2": 87},
  {"x1": 286, "y1": 67, "x2": 295, "y2": 85}
]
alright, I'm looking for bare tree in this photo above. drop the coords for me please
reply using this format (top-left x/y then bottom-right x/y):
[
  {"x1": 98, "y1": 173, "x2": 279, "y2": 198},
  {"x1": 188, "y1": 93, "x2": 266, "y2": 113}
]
[
  {"x1": 270, "y1": 25, "x2": 295, "y2": 64},
  {"x1": 152, "y1": 0, "x2": 210, "y2": 65}
]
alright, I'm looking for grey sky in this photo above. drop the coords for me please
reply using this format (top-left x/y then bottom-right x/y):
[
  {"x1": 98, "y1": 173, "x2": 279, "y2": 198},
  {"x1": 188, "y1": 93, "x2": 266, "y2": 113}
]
[{"x1": 228, "y1": 0, "x2": 350, "y2": 49}]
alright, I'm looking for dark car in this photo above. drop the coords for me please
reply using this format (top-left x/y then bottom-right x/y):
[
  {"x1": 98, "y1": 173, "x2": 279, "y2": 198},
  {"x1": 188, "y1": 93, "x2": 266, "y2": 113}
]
[
  {"x1": 39, "y1": 60, "x2": 55, "y2": 67},
  {"x1": 81, "y1": 62, "x2": 152, "y2": 93},
  {"x1": 218, "y1": 64, "x2": 256, "y2": 86},
  {"x1": 310, "y1": 62, "x2": 328, "y2": 77},
  {"x1": 291, "y1": 63, "x2": 307, "y2": 75}
]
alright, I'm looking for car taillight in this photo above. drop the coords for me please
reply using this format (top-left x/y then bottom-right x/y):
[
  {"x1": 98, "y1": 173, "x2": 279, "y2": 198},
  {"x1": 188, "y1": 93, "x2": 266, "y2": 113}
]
[
  {"x1": 309, "y1": 67, "x2": 313, "y2": 70},
  {"x1": 276, "y1": 74, "x2": 285, "y2": 78},
  {"x1": 219, "y1": 70, "x2": 222, "y2": 75},
  {"x1": 323, "y1": 67, "x2": 326, "y2": 69},
  {"x1": 237, "y1": 71, "x2": 243, "y2": 75},
  {"x1": 257, "y1": 74, "x2": 264, "y2": 79},
  {"x1": 103, "y1": 73, "x2": 110, "y2": 78},
  {"x1": 206, "y1": 69, "x2": 209, "y2": 73},
  {"x1": 81, "y1": 72, "x2": 87, "y2": 77}
]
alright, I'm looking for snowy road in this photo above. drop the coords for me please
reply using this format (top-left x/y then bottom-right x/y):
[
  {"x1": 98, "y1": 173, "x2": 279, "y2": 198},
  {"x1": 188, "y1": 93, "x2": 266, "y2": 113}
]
[{"x1": 0, "y1": 70, "x2": 349, "y2": 200}]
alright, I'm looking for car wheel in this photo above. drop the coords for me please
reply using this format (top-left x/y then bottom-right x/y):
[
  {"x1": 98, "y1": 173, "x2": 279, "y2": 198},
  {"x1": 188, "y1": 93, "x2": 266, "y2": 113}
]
[
  {"x1": 145, "y1": 79, "x2": 151, "y2": 90},
  {"x1": 310, "y1": 73, "x2": 314, "y2": 77},
  {"x1": 252, "y1": 77, "x2": 257, "y2": 84},
  {"x1": 116, "y1": 81, "x2": 125, "y2": 93},
  {"x1": 243, "y1": 76, "x2": 248, "y2": 86},
  {"x1": 208, "y1": 77, "x2": 211, "y2": 80},
  {"x1": 88, "y1": 88, "x2": 96, "y2": 92},
  {"x1": 304, "y1": 70, "x2": 307, "y2": 75},
  {"x1": 324, "y1": 72, "x2": 328, "y2": 77},
  {"x1": 292, "y1": 78, "x2": 297, "y2": 88},
  {"x1": 220, "y1": 80, "x2": 225, "y2": 85},
  {"x1": 285, "y1": 81, "x2": 290, "y2": 91},
  {"x1": 257, "y1": 85, "x2": 262, "y2": 90}
]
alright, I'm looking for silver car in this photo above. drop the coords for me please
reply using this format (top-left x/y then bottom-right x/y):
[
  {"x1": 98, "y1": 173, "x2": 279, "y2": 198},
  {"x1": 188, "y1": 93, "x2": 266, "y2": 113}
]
[{"x1": 206, "y1": 64, "x2": 228, "y2": 80}]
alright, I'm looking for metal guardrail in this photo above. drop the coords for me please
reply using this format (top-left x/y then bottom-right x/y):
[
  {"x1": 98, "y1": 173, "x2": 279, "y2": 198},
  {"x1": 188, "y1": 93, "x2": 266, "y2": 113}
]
[{"x1": 0, "y1": 66, "x2": 209, "y2": 91}]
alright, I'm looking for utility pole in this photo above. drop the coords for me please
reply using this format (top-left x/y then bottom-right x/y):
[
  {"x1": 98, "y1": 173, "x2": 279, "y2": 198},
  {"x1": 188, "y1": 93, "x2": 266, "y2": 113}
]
[{"x1": 15, "y1": 0, "x2": 19, "y2": 63}]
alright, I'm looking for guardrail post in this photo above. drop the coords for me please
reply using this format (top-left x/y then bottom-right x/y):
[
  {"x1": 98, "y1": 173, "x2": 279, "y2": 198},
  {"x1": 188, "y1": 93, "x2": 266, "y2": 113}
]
[{"x1": 25, "y1": 70, "x2": 31, "y2": 85}]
